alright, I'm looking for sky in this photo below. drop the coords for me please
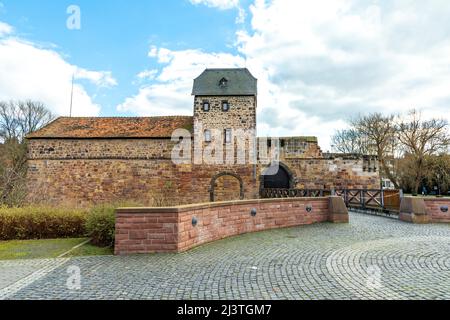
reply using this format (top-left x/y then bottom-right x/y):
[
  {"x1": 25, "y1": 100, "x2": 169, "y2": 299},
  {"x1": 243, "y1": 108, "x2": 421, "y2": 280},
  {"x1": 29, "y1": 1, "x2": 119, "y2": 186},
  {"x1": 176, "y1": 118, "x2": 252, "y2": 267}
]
[{"x1": 1, "y1": 0, "x2": 450, "y2": 151}]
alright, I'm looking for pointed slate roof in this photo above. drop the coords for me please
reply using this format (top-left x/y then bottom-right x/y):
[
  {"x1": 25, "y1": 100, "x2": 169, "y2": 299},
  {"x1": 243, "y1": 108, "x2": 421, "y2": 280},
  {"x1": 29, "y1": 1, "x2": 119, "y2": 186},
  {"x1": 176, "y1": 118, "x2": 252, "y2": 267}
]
[{"x1": 192, "y1": 68, "x2": 257, "y2": 96}]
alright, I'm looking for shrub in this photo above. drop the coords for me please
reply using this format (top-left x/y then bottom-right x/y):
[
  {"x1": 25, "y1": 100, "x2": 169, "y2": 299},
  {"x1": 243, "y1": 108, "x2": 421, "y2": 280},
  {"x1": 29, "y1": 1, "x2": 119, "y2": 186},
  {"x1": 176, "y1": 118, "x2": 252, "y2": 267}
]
[
  {"x1": 85, "y1": 205, "x2": 116, "y2": 247},
  {"x1": 0, "y1": 206, "x2": 88, "y2": 240}
]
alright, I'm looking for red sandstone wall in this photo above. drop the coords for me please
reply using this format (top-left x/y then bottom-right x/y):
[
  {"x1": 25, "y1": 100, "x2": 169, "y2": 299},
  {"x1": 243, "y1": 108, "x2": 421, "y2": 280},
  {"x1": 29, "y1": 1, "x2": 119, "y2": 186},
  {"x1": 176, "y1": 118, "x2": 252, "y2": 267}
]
[
  {"x1": 424, "y1": 198, "x2": 450, "y2": 223},
  {"x1": 27, "y1": 137, "x2": 379, "y2": 207},
  {"x1": 115, "y1": 197, "x2": 348, "y2": 255},
  {"x1": 26, "y1": 158, "x2": 258, "y2": 207},
  {"x1": 282, "y1": 158, "x2": 380, "y2": 190}
]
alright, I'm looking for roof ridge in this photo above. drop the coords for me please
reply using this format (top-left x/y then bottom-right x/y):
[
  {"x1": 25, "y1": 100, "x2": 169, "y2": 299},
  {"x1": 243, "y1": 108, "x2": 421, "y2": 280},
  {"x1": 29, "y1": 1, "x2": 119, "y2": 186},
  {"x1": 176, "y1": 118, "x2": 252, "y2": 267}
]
[
  {"x1": 57, "y1": 115, "x2": 192, "y2": 119},
  {"x1": 27, "y1": 116, "x2": 194, "y2": 139},
  {"x1": 204, "y1": 68, "x2": 248, "y2": 70}
]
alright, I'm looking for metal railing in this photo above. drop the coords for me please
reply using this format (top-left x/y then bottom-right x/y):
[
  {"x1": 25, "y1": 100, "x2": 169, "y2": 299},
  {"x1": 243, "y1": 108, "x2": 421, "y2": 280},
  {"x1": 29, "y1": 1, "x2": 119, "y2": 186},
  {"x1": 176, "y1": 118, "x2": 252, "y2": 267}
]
[{"x1": 260, "y1": 188, "x2": 401, "y2": 214}]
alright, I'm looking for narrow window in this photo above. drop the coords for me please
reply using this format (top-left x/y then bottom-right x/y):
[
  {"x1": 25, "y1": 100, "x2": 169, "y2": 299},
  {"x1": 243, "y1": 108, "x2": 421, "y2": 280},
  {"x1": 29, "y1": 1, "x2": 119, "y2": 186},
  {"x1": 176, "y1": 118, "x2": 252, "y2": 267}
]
[
  {"x1": 203, "y1": 101, "x2": 210, "y2": 112},
  {"x1": 222, "y1": 101, "x2": 230, "y2": 112},
  {"x1": 225, "y1": 129, "x2": 232, "y2": 144},
  {"x1": 204, "y1": 130, "x2": 211, "y2": 143}
]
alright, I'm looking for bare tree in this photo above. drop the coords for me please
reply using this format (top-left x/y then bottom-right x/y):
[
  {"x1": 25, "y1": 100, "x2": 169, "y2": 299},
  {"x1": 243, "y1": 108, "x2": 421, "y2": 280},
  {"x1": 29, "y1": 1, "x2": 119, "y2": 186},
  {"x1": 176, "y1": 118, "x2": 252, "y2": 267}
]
[
  {"x1": 331, "y1": 129, "x2": 370, "y2": 154},
  {"x1": 352, "y1": 113, "x2": 400, "y2": 188},
  {"x1": 425, "y1": 154, "x2": 450, "y2": 195},
  {"x1": 0, "y1": 101, "x2": 19, "y2": 142},
  {"x1": 397, "y1": 110, "x2": 450, "y2": 195},
  {"x1": 0, "y1": 100, "x2": 55, "y2": 206},
  {"x1": 0, "y1": 100, "x2": 54, "y2": 142}
]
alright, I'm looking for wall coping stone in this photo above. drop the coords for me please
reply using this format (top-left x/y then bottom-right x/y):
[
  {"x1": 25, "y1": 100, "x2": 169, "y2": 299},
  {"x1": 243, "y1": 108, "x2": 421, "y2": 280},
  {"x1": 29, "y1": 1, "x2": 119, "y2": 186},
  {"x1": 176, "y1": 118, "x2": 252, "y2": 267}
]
[
  {"x1": 117, "y1": 197, "x2": 328, "y2": 214},
  {"x1": 400, "y1": 197, "x2": 427, "y2": 215}
]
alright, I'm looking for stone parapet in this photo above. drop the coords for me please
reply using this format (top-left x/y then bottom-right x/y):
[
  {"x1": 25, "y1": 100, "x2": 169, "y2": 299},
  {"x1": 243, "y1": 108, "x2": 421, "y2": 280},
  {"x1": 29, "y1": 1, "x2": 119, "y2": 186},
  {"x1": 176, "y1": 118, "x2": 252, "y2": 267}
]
[
  {"x1": 399, "y1": 197, "x2": 450, "y2": 224},
  {"x1": 114, "y1": 196, "x2": 349, "y2": 255}
]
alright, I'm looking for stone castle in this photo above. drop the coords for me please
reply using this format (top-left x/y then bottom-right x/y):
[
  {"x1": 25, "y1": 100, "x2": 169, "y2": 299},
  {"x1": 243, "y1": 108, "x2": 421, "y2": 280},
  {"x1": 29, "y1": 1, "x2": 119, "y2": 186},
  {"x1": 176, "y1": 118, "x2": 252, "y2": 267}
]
[{"x1": 26, "y1": 68, "x2": 379, "y2": 207}]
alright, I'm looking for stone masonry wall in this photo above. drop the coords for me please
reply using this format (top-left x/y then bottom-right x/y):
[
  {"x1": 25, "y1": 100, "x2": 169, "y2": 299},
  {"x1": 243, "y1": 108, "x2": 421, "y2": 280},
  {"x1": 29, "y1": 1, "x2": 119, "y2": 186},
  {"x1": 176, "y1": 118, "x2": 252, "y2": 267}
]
[
  {"x1": 27, "y1": 138, "x2": 178, "y2": 160},
  {"x1": 424, "y1": 198, "x2": 450, "y2": 223},
  {"x1": 27, "y1": 137, "x2": 379, "y2": 206},
  {"x1": 27, "y1": 136, "x2": 259, "y2": 207},
  {"x1": 27, "y1": 158, "x2": 258, "y2": 207},
  {"x1": 282, "y1": 157, "x2": 380, "y2": 190},
  {"x1": 114, "y1": 196, "x2": 349, "y2": 255},
  {"x1": 194, "y1": 96, "x2": 256, "y2": 132}
]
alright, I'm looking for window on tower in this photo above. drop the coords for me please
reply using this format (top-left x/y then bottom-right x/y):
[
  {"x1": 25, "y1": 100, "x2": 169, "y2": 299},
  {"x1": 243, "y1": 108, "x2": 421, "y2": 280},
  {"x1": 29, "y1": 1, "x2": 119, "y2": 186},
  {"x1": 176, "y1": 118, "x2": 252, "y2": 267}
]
[
  {"x1": 204, "y1": 130, "x2": 212, "y2": 143},
  {"x1": 225, "y1": 129, "x2": 232, "y2": 144}
]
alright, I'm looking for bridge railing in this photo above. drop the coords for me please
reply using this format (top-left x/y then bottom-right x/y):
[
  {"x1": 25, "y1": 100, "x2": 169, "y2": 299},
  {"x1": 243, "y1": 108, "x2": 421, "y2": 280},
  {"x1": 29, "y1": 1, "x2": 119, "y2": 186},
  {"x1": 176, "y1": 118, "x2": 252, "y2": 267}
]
[{"x1": 260, "y1": 188, "x2": 401, "y2": 213}]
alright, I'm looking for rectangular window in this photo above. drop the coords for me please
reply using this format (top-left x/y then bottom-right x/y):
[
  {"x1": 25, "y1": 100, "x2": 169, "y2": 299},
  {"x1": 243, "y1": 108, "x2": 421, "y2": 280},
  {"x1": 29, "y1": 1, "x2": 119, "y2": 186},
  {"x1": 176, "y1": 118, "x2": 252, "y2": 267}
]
[
  {"x1": 204, "y1": 130, "x2": 211, "y2": 142},
  {"x1": 225, "y1": 129, "x2": 232, "y2": 144},
  {"x1": 203, "y1": 101, "x2": 210, "y2": 112},
  {"x1": 222, "y1": 101, "x2": 230, "y2": 112}
]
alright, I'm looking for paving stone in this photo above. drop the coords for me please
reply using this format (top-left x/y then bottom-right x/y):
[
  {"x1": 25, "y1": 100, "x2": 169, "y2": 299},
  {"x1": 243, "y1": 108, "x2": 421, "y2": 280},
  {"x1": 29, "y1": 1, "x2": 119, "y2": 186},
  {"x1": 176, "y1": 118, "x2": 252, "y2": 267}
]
[{"x1": 1, "y1": 212, "x2": 449, "y2": 300}]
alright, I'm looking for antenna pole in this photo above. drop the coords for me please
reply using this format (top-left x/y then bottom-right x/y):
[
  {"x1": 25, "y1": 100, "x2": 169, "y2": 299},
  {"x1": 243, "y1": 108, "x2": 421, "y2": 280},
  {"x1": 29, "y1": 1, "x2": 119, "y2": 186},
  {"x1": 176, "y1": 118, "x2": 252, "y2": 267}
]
[{"x1": 70, "y1": 74, "x2": 74, "y2": 117}]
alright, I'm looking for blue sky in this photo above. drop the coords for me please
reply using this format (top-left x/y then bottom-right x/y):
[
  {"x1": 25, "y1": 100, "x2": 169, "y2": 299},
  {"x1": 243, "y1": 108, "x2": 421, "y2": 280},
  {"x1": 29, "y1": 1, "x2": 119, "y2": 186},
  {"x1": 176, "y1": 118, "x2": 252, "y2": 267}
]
[
  {"x1": 1, "y1": 0, "x2": 450, "y2": 150},
  {"x1": 0, "y1": 0, "x2": 249, "y2": 116}
]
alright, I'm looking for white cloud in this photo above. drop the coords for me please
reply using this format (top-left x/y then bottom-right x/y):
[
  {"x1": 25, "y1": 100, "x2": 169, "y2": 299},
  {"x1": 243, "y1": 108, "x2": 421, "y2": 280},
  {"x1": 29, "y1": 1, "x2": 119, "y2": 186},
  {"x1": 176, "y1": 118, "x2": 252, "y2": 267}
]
[
  {"x1": 0, "y1": 21, "x2": 12, "y2": 36},
  {"x1": 189, "y1": 0, "x2": 246, "y2": 24},
  {"x1": 118, "y1": 47, "x2": 245, "y2": 116},
  {"x1": 189, "y1": 0, "x2": 239, "y2": 10},
  {"x1": 234, "y1": 0, "x2": 450, "y2": 150},
  {"x1": 122, "y1": 0, "x2": 450, "y2": 150},
  {"x1": 75, "y1": 68, "x2": 117, "y2": 87},
  {"x1": 136, "y1": 69, "x2": 158, "y2": 80},
  {"x1": 0, "y1": 22, "x2": 117, "y2": 117},
  {"x1": 236, "y1": 7, "x2": 246, "y2": 24}
]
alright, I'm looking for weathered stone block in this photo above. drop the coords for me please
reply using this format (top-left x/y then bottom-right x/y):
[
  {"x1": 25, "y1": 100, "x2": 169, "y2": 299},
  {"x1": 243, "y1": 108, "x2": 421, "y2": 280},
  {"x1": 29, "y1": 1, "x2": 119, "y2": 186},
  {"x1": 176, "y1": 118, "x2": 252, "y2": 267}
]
[{"x1": 399, "y1": 197, "x2": 431, "y2": 224}]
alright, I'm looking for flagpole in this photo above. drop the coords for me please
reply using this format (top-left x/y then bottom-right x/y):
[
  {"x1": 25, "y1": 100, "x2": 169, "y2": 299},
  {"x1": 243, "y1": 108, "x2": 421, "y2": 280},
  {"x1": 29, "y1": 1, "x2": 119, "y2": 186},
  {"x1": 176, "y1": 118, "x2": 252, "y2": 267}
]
[{"x1": 70, "y1": 74, "x2": 74, "y2": 117}]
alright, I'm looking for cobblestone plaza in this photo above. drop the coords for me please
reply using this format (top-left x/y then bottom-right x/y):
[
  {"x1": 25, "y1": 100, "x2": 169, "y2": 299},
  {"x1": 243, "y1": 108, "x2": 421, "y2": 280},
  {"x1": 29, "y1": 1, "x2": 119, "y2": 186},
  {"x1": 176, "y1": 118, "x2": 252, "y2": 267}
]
[{"x1": 1, "y1": 212, "x2": 449, "y2": 300}]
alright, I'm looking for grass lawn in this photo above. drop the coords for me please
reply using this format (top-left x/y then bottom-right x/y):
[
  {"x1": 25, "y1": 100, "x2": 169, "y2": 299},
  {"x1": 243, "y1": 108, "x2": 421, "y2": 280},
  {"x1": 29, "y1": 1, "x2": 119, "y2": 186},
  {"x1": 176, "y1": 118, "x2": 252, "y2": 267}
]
[{"x1": 0, "y1": 238, "x2": 113, "y2": 260}]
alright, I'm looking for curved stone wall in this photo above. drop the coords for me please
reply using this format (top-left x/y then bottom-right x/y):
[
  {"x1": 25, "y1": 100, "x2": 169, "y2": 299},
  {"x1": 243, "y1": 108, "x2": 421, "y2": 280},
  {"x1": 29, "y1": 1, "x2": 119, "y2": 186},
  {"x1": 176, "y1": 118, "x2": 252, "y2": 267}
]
[{"x1": 114, "y1": 196, "x2": 348, "y2": 255}]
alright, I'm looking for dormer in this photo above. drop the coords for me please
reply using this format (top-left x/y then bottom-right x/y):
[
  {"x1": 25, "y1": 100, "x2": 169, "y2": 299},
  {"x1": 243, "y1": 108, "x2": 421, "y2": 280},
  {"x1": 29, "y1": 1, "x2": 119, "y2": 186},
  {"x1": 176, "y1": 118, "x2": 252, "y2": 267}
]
[
  {"x1": 192, "y1": 68, "x2": 257, "y2": 96},
  {"x1": 219, "y1": 77, "x2": 228, "y2": 88}
]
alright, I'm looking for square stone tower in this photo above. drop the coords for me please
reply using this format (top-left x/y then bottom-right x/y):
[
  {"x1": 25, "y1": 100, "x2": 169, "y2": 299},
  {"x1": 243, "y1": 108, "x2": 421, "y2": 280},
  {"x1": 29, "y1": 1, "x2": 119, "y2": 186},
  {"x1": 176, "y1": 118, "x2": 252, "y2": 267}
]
[{"x1": 192, "y1": 68, "x2": 257, "y2": 164}]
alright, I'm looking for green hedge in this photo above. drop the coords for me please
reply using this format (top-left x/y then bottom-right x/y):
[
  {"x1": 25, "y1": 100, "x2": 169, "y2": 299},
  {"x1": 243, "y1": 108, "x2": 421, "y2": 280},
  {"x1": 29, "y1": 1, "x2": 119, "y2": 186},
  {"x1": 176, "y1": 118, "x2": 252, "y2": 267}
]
[
  {"x1": 0, "y1": 204, "x2": 128, "y2": 247},
  {"x1": 85, "y1": 201, "x2": 143, "y2": 247},
  {"x1": 85, "y1": 205, "x2": 116, "y2": 247},
  {"x1": 0, "y1": 206, "x2": 88, "y2": 240}
]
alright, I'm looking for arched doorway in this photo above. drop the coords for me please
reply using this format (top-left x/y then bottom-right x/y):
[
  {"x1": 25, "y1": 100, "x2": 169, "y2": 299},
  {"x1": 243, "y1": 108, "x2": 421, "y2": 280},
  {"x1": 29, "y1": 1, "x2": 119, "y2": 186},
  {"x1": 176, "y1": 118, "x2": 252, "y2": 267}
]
[
  {"x1": 210, "y1": 172, "x2": 244, "y2": 202},
  {"x1": 261, "y1": 163, "x2": 294, "y2": 189}
]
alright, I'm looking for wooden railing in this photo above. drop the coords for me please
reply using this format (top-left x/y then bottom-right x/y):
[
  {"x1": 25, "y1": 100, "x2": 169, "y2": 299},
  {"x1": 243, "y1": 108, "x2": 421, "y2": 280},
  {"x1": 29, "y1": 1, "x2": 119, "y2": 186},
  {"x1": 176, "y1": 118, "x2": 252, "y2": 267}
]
[{"x1": 261, "y1": 188, "x2": 402, "y2": 213}]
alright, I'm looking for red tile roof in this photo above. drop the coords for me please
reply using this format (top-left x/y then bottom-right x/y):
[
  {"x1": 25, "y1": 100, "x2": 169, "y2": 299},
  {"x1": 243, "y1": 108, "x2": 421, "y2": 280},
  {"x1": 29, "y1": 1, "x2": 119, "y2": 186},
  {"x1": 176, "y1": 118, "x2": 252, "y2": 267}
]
[{"x1": 27, "y1": 116, "x2": 193, "y2": 139}]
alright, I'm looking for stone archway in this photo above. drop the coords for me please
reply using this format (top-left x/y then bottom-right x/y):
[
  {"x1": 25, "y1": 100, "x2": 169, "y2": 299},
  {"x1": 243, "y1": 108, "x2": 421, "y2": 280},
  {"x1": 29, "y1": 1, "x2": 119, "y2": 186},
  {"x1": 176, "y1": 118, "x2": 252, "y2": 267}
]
[
  {"x1": 210, "y1": 172, "x2": 244, "y2": 202},
  {"x1": 260, "y1": 162, "x2": 295, "y2": 190}
]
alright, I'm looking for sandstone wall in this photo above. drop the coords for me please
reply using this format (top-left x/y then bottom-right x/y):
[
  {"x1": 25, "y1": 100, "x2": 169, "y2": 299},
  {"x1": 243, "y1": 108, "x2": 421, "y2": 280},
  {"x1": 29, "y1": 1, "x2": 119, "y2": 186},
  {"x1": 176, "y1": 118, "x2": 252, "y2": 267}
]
[
  {"x1": 114, "y1": 196, "x2": 349, "y2": 255},
  {"x1": 27, "y1": 138, "x2": 177, "y2": 159},
  {"x1": 424, "y1": 198, "x2": 450, "y2": 223},
  {"x1": 282, "y1": 157, "x2": 380, "y2": 190},
  {"x1": 194, "y1": 96, "x2": 256, "y2": 131},
  {"x1": 27, "y1": 157, "x2": 258, "y2": 207},
  {"x1": 26, "y1": 136, "x2": 380, "y2": 207}
]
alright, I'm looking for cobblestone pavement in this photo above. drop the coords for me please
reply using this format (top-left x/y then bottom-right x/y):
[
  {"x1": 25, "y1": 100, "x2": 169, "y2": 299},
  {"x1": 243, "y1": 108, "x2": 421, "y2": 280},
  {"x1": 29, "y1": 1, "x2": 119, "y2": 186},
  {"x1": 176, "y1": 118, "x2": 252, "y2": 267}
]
[{"x1": 1, "y1": 212, "x2": 450, "y2": 300}]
